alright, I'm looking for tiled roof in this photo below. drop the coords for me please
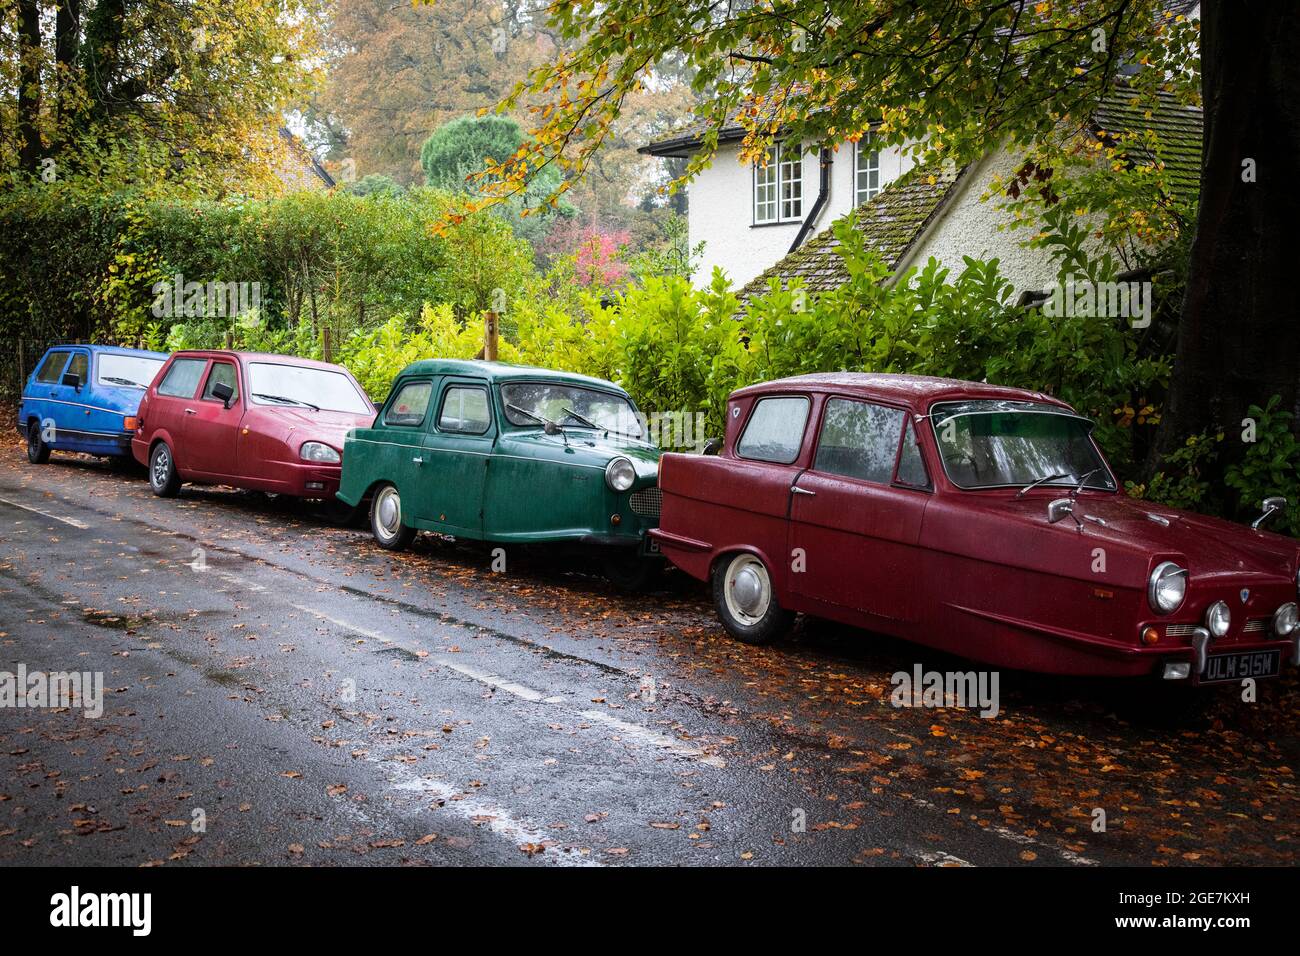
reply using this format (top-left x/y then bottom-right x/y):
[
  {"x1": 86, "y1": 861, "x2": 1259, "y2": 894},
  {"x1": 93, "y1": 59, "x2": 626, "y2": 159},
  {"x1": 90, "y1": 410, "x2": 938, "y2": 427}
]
[
  {"x1": 734, "y1": 163, "x2": 966, "y2": 310},
  {"x1": 1091, "y1": 89, "x2": 1202, "y2": 204},
  {"x1": 733, "y1": 90, "x2": 1202, "y2": 312}
]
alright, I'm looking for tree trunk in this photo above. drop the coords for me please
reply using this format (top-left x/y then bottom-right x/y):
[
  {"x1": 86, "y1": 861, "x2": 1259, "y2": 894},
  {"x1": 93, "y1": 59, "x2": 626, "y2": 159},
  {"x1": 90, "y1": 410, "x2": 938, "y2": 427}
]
[
  {"x1": 16, "y1": 0, "x2": 42, "y2": 173},
  {"x1": 54, "y1": 0, "x2": 82, "y2": 133},
  {"x1": 1156, "y1": 1, "x2": 1300, "y2": 481}
]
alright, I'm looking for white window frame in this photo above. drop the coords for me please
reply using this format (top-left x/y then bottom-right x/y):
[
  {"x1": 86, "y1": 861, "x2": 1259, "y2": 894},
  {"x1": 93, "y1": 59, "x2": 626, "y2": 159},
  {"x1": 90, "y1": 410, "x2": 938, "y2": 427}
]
[
  {"x1": 855, "y1": 137, "x2": 881, "y2": 205},
  {"x1": 753, "y1": 143, "x2": 804, "y2": 224}
]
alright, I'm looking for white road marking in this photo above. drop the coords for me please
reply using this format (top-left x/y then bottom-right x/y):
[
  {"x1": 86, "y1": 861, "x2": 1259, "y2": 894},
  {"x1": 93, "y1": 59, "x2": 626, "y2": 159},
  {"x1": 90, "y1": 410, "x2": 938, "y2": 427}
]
[
  {"x1": 377, "y1": 757, "x2": 601, "y2": 867},
  {"x1": 434, "y1": 657, "x2": 547, "y2": 703},
  {"x1": 917, "y1": 850, "x2": 974, "y2": 867},
  {"x1": 0, "y1": 494, "x2": 89, "y2": 529},
  {"x1": 216, "y1": 570, "x2": 265, "y2": 593},
  {"x1": 291, "y1": 604, "x2": 391, "y2": 643},
  {"x1": 579, "y1": 710, "x2": 725, "y2": 768},
  {"x1": 910, "y1": 796, "x2": 1097, "y2": 866},
  {"x1": 291, "y1": 607, "x2": 724, "y2": 769}
]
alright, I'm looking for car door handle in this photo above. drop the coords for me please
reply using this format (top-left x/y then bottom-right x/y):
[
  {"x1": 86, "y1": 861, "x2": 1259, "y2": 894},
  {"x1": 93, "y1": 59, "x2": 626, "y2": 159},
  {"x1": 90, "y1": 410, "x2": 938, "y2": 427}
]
[
  {"x1": 792, "y1": 485, "x2": 815, "y2": 496},
  {"x1": 412, "y1": 456, "x2": 423, "y2": 465},
  {"x1": 184, "y1": 408, "x2": 196, "y2": 415}
]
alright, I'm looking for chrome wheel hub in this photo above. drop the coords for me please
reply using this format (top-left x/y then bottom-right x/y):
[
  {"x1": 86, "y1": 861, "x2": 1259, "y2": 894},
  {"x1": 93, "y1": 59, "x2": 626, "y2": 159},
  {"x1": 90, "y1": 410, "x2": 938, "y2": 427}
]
[
  {"x1": 376, "y1": 489, "x2": 400, "y2": 536},
  {"x1": 724, "y1": 555, "x2": 771, "y2": 626},
  {"x1": 731, "y1": 566, "x2": 764, "y2": 615},
  {"x1": 152, "y1": 449, "x2": 169, "y2": 485}
]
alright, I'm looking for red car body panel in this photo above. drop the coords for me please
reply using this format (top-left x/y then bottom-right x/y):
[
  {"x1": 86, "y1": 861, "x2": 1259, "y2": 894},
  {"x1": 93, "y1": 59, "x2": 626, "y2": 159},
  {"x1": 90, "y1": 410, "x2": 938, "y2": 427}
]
[
  {"x1": 131, "y1": 351, "x2": 375, "y2": 498},
  {"x1": 651, "y1": 373, "x2": 1300, "y2": 679}
]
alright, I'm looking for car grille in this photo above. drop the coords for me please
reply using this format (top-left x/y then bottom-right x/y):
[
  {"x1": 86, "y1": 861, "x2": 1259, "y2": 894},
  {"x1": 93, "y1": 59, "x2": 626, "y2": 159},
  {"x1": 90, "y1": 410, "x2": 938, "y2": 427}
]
[
  {"x1": 1166, "y1": 618, "x2": 1270, "y2": 638},
  {"x1": 629, "y1": 486, "x2": 661, "y2": 519}
]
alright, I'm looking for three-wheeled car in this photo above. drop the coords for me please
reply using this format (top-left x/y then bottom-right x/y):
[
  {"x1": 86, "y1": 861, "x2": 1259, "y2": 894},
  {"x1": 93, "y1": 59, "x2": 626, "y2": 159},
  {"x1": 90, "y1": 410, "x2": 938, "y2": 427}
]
[
  {"x1": 131, "y1": 350, "x2": 376, "y2": 501},
  {"x1": 651, "y1": 373, "x2": 1300, "y2": 684},
  {"x1": 19, "y1": 344, "x2": 168, "y2": 464},
  {"x1": 336, "y1": 360, "x2": 662, "y2": 587}
]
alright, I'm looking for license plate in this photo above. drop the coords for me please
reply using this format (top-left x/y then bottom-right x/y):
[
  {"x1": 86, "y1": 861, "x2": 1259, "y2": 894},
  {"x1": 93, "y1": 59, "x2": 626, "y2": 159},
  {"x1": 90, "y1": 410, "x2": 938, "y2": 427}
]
[
  {"x1": 1201, "y1": 649, "x2": 1281, "y2": 683},
  {"x1": 641, "y1": 536, "x2": 661, "y2": 556}
]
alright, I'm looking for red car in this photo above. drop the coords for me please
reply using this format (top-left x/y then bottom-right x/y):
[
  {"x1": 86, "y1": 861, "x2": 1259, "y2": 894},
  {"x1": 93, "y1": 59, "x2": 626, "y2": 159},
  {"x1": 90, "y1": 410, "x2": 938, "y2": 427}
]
[
  {"x1": 132, "y1": 350, "x2": 376, "y2": 501},
  {"x1": 651, "y1": 373, "x2": 1300, "y2": 683}
]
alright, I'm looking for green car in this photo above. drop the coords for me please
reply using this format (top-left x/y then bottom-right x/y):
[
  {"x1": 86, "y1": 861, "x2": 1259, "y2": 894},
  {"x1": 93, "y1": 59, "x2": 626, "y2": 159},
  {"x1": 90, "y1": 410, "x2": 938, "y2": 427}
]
[{"x1": 336, "y1": 359, "x2": 663, "y2": 587}]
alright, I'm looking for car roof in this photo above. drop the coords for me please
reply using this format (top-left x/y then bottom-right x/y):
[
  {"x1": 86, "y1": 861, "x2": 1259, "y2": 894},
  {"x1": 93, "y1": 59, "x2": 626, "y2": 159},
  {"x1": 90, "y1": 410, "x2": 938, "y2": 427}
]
[
  {"x1": 43, "y1": 344, "x2": 168, "y2": 359},
  {"x1": 169, "y1": 350, "x2": 349, "y2": 372},
  {"x1": 396, "y1": 358, "x2": 630, "y2": 394},
  {"x1": 731, "y1": 372, "x2": 1072, "y2": 412}
]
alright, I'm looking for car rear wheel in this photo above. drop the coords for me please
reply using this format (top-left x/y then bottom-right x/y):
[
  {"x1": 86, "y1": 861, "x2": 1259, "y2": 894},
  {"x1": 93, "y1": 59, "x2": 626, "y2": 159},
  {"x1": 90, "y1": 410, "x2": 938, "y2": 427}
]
[
  {"x1": 370, "y1": 484, "x2": 416, "y2": 550},
  {"x1": 26, "y1": 421, "x2": 50, "y2": 464},
  {"x1": 602, "y1": 553, "x2": 661, "y2": 592},
  {"x1": 148, "y1": 442, "x2": 181, "y2": 498},
  {"x1": 712, "y1": 552, "x2": 793, "y2": 645}
]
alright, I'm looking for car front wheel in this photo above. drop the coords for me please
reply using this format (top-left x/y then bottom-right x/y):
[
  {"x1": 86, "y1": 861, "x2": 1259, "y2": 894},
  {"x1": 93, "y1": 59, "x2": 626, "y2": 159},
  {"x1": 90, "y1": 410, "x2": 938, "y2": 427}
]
[
  {"x1": 148, "y1": 442, "x2": 181, "y2": 498},
  {"x1": 712, "y1": 552, "x2": 794, "y2": 645},
  {"x1": 370, "y1": 483, "x2": 416, "y2": 550},
  {"x1": 26, "y1": 421, "x2": 50, "y2": 464}
]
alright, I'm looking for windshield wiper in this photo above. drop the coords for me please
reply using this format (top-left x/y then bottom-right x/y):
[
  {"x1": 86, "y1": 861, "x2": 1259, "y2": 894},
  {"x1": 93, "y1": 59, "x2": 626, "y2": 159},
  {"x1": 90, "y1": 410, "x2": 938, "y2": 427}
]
[
  {"x1": 102, "y1": 376, "x2": 145, "y2": 388},
  {"x1": 560, "y1": 406, "x2": 643, "y2": 440},
  {"x1": 561, "y1": 406, "x2": 600, "y2": 429},
  {"x1": 1070, "y1": 467, "x2": 1103, "y2": 498},
  {"x1": 1015, "y1": 472, "x2": 1071, "y2": 498},
  {"x1": 253, "y1": 392, "x2": 318, "y2": 411},
  {"x1": 507, "y1": 403, "x2": 558, "y2": 429}
]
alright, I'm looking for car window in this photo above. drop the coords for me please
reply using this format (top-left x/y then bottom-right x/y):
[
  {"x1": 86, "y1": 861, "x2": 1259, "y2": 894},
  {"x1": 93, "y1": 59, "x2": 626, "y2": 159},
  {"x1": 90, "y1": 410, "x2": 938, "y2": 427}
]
[
  {"x1": 156, "y1": 358, "x2": 208, "y2": 399},
  {"x1": 202, "y1": 362, "x2": 239, "y2": 403},
  {"x1": 97, "y1": 353, "x2": 164, "y2": 389},
  {"x1": 736, "y1": 396, "x2": 810, "y2": 464},
  {"x1": 35, "y1": 351, "x2": 69, "y2": 383},
  {"x1": 895, "y1": 418, "x2": 930, "y2": 488},
  {"x1": 65, "y1": 352, "x2": 89, "y2": 384},
  {"x1": 438, "y1": 385, "x2": 491, "y2": 434},
  {"x1": 384, "y1": 381, "x2": 433, "y2": 427},
  {"x1": 813, "y1": 398, "x2": 903, "y2": 484}
]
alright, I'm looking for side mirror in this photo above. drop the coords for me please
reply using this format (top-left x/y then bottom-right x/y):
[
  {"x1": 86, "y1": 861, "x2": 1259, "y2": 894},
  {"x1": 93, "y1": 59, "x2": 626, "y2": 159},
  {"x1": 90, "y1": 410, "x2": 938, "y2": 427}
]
[
  {"x1": 1047, "y1": 498, "x2": 1076, "y2": 524},
  {"x1": 211, "y1": 382, "x2": 235, "y2": 409},
  {"x1": 702, "y1": 437, "x2": 722, "y2": 456},
  {"x1": 1252, "y1": 496, "x2": 1287, "y2": 530},
  {"x1": 61, "y1": 371, "x2": 81, "y2": 390}
]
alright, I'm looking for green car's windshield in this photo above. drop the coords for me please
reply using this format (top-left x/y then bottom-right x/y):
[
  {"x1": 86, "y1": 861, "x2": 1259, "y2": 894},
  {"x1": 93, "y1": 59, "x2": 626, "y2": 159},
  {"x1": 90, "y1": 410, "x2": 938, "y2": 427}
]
[
  {"x1": 930, "y1": 400, "x2": 1116, "y2": 492},
  {"x1": 501, "y1": 382, "x2": 642, "y2": 438}
]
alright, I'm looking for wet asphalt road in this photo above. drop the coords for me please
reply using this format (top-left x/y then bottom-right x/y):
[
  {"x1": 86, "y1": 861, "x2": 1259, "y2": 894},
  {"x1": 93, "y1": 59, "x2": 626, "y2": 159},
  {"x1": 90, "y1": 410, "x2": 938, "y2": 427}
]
[{"x1": 1, "y1": 443, "x2": 1297, "y2": 867}]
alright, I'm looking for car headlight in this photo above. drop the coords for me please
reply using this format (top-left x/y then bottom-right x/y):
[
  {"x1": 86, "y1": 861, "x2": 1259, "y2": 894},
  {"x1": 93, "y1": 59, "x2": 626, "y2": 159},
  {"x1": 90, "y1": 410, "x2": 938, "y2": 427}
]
[
  {"x1": 1148, "y1": 561, "x2": 1187, "y2": 614},
  {"x1": 1273, "y1": 603, "x2": 1298, "y2": 637},
  {"x1": 300, "y1": 441, "x2": 341, "y2": 464},
  {"x1": 1204, "y1": 600, "x2": 1231, "y2": 638},
  {"x1": 605, "y1": 456, "x2": 636, "y2": 492}
]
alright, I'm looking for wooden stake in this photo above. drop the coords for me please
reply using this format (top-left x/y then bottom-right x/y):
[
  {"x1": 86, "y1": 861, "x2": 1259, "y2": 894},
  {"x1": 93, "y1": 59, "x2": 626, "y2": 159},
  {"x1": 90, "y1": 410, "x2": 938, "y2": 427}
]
[{"x1": 484, "y1": 311, "x2": 498, "y2": 362}]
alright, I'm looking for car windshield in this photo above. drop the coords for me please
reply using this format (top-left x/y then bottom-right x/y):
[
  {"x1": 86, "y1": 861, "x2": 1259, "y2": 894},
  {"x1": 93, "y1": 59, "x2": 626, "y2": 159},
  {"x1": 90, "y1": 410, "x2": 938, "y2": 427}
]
[
  {"x1": 501, "y1": 382, "x2": 642, "y2": 438},
  {"x1": 248, "y1": 362, "x2": 371, "y2": 414},
  {"x1": 929, "y1": 400, "x2": 1116, "y2": 492},
  {"x1": 97, "y1": 354, "x2": 164, "y2": 389}
]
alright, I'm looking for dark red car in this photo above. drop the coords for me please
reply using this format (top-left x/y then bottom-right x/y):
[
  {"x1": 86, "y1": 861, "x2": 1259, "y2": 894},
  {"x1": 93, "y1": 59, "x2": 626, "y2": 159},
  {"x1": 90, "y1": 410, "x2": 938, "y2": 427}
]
[
  {"x1": 651, "y1": 373, "x2": 1300, "y2": 684},
  {"x1": 132, "y1": 350, "x2": 376, "y2": 501}
]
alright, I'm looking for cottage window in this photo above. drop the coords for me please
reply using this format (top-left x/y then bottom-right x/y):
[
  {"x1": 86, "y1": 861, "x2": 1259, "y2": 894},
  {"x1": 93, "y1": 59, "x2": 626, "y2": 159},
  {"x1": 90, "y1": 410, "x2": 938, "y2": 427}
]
[{"x1": 754, "y1": 144, "x2": 803, "y2": 223}]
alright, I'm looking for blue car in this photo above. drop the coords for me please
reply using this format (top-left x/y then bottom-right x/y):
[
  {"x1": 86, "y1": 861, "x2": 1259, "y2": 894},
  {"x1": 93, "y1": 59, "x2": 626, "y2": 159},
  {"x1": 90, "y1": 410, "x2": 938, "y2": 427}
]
[{"x1": 18, "y1": 345, "x2": 168, "y2": 464}]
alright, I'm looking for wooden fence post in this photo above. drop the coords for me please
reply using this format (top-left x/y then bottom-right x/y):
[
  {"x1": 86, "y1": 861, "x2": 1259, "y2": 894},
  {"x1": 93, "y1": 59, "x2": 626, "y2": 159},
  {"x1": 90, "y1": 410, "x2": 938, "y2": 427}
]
[{"x1": 484, "y1": 311, "x2": 498, "y2": 362}]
